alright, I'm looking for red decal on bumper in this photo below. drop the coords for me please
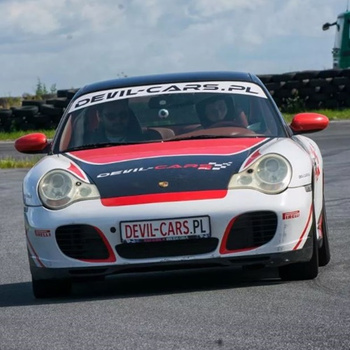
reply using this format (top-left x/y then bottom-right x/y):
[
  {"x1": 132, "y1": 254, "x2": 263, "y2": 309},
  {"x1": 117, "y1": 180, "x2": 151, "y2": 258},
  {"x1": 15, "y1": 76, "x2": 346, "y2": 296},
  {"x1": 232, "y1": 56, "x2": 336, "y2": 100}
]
[
  {"x1": 101, "y1": 190, "x2": 227, "y2": 206},
  {"x1": 293, "y1": 205, "x2": 313, "y2": 250}
]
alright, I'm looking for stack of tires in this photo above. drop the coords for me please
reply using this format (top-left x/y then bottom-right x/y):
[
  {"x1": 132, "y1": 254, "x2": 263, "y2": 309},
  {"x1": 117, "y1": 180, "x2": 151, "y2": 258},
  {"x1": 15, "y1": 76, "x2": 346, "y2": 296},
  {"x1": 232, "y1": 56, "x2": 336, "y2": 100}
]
[
  {"x1": 0, "y1": 88, "x2": 79, "y2": 132},
  {"x1": 258, "y1": 68, "x2": 350, "y2": 111},
  {"x1": 0, "y1": 108, "x2": 13, "y2": 132}
]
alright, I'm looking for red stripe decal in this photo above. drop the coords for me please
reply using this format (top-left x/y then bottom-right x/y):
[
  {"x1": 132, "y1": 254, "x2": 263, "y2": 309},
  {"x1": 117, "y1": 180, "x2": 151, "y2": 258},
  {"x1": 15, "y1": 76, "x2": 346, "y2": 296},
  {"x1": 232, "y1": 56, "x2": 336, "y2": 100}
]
[
  {"x1": 69, "y1": 138, "x2": 267, "y2": 164},
  {"x1": 219, "y1": 217, "x2": 258, "y2": 255},
  {"x1": 101, "y1": 190, "x2": 227, "y2": 206},
  {"x1": 318, "y1": 212, "x2": 323, "y2": 239},
  {"x1": 25, "y1": 229, "x2": 45, "y2": 268},
  {"x1": 293, "y1": 205, "x2": 313, "y2": 250},
  {"x1": 67, "y1": 162, "x2": 87, "y2": 181},
  {"x1": 242, "y1": 149, "x2": 261, "y2": 169}
]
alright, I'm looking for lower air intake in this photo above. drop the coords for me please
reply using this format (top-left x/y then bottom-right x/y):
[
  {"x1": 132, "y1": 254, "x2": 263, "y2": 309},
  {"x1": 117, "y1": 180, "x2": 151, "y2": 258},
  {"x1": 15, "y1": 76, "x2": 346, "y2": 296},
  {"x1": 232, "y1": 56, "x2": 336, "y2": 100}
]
[
  {"x1": 116, "y1": 238, "x2": 219, "y2": 259},
  {"x1": 226, "y1": 211, "x2": 277, "y2": 251},
  {"x1": 56, "y1": 224, "x2": 109, "y2": 260}
]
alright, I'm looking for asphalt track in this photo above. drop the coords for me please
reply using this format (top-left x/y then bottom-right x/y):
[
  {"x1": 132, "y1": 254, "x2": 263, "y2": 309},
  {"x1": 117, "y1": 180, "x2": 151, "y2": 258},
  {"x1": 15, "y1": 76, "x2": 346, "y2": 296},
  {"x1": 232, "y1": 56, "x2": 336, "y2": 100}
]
[{"x1": 0, "y1": 122, "x2": 349, "y2": 350}]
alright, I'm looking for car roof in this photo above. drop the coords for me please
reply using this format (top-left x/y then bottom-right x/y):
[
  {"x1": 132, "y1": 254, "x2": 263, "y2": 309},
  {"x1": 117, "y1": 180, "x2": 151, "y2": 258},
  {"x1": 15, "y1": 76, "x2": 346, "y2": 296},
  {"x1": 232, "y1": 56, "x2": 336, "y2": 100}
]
[{"x1": 74, "y1": 71, "x2": 261, "y2": 98}]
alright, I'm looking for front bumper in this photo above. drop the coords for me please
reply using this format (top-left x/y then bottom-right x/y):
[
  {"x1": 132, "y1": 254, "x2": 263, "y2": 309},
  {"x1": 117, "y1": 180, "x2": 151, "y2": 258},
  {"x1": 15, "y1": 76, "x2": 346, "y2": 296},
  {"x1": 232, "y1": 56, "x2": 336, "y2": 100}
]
[
  {"x1": 29, "y1": 239, "x2": 314, "y2": 280},
  {"x1": 24, "y1": 186, "x2": 314, "y2": 279}
]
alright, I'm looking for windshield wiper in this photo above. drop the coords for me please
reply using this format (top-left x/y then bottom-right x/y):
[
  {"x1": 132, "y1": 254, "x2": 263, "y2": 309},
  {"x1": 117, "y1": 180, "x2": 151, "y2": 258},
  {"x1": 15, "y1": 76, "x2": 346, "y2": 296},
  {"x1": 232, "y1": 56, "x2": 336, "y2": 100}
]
[
  {"x1": 166, "y1": 135, "x2": 252, "y2": 141},
  {"x1": 64, "y1": 142, "x2": 137, "y2": 152}
]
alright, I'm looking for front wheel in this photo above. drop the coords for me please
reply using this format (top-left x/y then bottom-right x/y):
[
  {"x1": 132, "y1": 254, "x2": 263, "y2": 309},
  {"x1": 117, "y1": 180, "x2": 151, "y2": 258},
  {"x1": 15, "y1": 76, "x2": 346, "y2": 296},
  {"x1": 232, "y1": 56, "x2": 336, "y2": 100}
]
[
  {"x1": 32, "y1": 278, "x2": 72, "y2": 299},
  {"x1": 279, "y1": 212, "x2": 319, "y2": 281}
]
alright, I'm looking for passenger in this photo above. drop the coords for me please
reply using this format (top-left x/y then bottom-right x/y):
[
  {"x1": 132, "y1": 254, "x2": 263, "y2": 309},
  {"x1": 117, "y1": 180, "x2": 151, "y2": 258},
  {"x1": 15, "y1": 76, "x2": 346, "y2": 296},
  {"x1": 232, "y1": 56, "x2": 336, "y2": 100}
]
[{"x1": 196, "y1": 95, "x2": 248, "y2": 128}]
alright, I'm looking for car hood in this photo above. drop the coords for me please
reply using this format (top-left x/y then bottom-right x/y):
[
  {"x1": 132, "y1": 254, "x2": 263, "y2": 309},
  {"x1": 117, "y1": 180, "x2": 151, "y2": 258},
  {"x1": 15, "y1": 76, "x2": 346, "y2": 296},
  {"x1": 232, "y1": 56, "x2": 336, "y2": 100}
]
[{"x1": 65, "y1": 138, "x2": 272, "y2": 205}]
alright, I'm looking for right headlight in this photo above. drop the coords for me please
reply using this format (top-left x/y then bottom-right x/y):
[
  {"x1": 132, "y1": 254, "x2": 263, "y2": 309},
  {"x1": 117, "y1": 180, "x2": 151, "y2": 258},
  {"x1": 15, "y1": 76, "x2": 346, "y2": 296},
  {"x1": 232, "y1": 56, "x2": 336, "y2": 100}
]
[
  {"x1": 38, "y1": 170, "x2": 100, "y2": 209},
  {"x1": 228, "y1": 154, "x2": 292, "y2": 194}
]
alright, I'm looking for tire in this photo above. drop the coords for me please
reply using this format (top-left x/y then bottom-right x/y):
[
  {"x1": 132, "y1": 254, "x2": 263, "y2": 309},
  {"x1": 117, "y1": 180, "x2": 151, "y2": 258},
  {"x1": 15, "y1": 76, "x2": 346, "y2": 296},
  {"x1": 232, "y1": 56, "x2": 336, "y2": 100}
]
[
  {"x1": 283, "y1": 80, "x2": 302, "y2": 90},
  {"x1": 340, "y1": 68, "x2": 350, "y2": 78},
  {"x1": 308, "y1": 93, "x2": 330, "y2": 102},
  {"x1": 12, "y1": 105, "x2": 39, "y2": 117},
  {"x1": 22, "y1": 100, "x2": 45, "y2": 111},
  {"x1": 52, "y1": 97, "x2": 70, "y2": 108},
  {"x1": 271, "y1": 72, "x2": 296, "y2": 83},
  {"x1": 32, "y1": 278, "x2": 72, "y2": 299},
  {"x1": 264, "y1": 82, "x2": 281, "y2": 91},
  {"x1": 308, "y1": 79, "x2": 328, "y2": 87},
  {"x1": 57, "y1": 89, "x2": 69, "y2": 98},
  {"x1": 274, "y1": 88, "x2": 293, "y2": 98},
  {"x1": 0, "y1": 108, "x2": 13, "y2": 117},
  {"x1": 66, "y1": 89, "x2": 79, "y2": 99},
  {"x1": 0, "y1": 109, "x2": 14, "y2": 131},
  {"x1": 304, "y1": 100, "x2": 321, "y2": 110},
  {"x1": 19, "y1": 121, "x2": 36, "y2": 131},
  {"x1": 321, "y1": 99, "x2": 339, "y2": 109},
  {"x1": 32, "y1": 114, "x2": 51, "y2": 129},
  {"x1": 41, "y1": 104, "x2": 63, "y2": 116},
  {"x1": 298, "y1": 87, "x2": 316, "y2": 97},
  {"x1": 332, "y1": 77, "x2": 350, "y2": 86},
  {"x1": 317, "y1": 69, "x2": 340, "y2": 79},
  {"x1": 294, "y1": 70, "x2": 319, "y2": 81},
  {"x1": 318, "y1": 199, "x2": 331, "y2": 267},
  {"x1": 257, "y1": 74, "x2": 273, "y2": 83},
  {"x1": 279, "y1": 210, "x2": 319, "y2": 281}
]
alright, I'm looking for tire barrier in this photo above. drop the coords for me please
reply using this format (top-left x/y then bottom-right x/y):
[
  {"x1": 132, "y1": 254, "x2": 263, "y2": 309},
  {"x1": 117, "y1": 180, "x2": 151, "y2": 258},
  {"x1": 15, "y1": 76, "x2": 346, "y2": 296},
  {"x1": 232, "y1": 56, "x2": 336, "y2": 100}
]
[
  {"x1": 0, "y1": 88, "x2": 79, "y2": 132},
  {"x1": 0, "y1": 108, "x2": 14, "y2": 132},
  {"x1": 258, "y1": 68, "x2": 350, "y2": 112},
  {"x1": 1, "y1": 69, "x2": 350, "y2": 132}
]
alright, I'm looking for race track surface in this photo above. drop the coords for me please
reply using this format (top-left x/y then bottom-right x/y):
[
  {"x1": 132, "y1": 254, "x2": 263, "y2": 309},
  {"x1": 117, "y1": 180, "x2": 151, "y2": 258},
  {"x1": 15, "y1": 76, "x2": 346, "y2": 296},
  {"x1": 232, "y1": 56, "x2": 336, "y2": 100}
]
[{"x1": 0, "y1": 122, "x2": 349, "y2": 350}]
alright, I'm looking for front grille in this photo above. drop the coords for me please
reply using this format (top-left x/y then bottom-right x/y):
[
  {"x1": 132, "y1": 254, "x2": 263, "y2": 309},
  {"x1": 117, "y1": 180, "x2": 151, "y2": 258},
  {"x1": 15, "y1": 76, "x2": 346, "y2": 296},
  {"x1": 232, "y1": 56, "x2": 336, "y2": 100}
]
[
  {"x1": 56, "y1": 225, "x2": 109, "y2": 260},
  {"x1": 226, "y1": 211, "x2": 277, "y2": 251},
  {"x1": 116, "y1": 238, "x2": 219, "y2": 259}
]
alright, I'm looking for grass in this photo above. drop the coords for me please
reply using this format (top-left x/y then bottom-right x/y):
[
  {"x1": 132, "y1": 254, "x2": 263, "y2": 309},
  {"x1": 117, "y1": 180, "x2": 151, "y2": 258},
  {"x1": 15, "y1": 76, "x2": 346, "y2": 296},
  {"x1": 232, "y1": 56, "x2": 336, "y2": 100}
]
[
  {"x1": 282, "y1": 108, "x2": 350, "y2": 123},
  {"x1": 0, "y1": 129, "x2": 53, "y2": 169},
  {"x1": 0, "y1": 129, "x2": 55, "y2": 141},
  {"x1": 1, "y1": 108, "x2": 349, "y2": 169},
  {"x1": 0, "y1": 156, "x2": 43, "y2": 168}
]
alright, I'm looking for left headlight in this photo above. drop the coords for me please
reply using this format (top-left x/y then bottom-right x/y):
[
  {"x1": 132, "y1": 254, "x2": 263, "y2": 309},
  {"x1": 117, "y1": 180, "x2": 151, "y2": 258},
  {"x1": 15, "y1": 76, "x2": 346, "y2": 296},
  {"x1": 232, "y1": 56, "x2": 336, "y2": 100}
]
[
  {"x1": 228, "y1": 154, "x2": 292, "y2": 194},
  {"x1": 38, "y1": 170, "x2": 100, "y2": 209}
]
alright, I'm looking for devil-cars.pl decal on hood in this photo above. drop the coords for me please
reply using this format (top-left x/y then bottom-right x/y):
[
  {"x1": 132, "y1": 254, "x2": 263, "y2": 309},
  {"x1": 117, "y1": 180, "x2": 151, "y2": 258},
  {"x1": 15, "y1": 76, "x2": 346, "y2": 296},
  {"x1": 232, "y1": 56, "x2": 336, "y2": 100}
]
[{"x1": 65, "y1": 138, "x2": 270, "y2": 205}]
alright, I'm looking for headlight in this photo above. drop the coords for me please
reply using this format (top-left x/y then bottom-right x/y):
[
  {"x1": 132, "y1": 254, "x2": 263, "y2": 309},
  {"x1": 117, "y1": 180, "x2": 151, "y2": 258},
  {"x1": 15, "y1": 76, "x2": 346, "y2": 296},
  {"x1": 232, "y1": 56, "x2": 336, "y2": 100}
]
[
  {"x1": 228, "y1": 154, "x2": 292, "y2": 194},
  {"x1": 38, "y1": 170, "x2": 100, "y2": 209}
]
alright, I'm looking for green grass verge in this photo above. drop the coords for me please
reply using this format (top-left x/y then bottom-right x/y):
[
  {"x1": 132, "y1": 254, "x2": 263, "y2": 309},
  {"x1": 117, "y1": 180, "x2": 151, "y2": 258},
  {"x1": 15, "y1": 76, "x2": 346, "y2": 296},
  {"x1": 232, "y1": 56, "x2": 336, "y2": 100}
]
[
  {"x1": 0, "y1": 156, "x2": 43, "y2": 169},
  {"x1": 0, "y1": 129, "x2": 56, "y2": 141},
  {"x1": 282, "y1": 109, "x2": 350, "y2": 123}
]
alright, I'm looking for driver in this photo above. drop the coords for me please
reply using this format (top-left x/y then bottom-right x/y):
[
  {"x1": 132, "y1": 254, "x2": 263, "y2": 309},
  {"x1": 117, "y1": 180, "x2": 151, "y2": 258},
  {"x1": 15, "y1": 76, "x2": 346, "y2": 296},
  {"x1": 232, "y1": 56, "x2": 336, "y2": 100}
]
[{"x1": 93, "y1": 99, "x2": 143, "y2": 143}]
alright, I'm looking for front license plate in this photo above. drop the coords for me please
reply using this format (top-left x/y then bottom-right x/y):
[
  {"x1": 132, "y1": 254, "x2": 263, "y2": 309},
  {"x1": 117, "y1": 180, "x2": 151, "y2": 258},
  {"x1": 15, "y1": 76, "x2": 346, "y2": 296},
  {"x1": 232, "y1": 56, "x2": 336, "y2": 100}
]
[{"x1": 120, "y1": 216, "x2": 211, "y2": 243}]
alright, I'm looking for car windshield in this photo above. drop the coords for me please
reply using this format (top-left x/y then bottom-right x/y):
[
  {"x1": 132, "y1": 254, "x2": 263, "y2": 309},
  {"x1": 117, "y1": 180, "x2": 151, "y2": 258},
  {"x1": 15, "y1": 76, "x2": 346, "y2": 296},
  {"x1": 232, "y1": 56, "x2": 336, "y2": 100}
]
[{"x1": 56, "y1": 81, "x2": 286, "y2": 152}]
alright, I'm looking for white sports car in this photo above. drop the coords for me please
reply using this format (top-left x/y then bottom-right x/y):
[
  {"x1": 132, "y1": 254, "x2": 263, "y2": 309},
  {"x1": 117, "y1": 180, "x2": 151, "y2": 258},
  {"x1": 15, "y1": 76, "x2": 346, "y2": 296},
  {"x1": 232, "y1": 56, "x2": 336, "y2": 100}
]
[{"x1": 15, "y1": 71, "x2": 330, "y2": 298}]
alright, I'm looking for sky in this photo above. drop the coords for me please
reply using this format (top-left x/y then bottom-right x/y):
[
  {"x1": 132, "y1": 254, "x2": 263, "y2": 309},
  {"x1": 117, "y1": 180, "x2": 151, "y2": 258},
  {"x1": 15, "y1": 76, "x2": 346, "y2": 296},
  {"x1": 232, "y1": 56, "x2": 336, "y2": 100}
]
[{"x1": 0, "y1": 0, "x2": 348, "y2": 96}]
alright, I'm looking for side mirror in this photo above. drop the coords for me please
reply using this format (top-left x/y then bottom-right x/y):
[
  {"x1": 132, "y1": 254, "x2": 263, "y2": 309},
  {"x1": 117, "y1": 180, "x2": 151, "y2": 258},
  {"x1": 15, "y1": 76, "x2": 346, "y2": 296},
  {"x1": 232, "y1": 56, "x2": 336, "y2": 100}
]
[
  {"x1": 322, "y1": 22, "x2": 331, "y2": 31},
  {"x1": 15, "y1": 133, "x2": 51, "y2": 154},
  {"x1": 322, "y1": 21, "x2": 337, "y2": 31},
  {"x1": 290, "y1": 113, "x2": 329, "y2": 134}
]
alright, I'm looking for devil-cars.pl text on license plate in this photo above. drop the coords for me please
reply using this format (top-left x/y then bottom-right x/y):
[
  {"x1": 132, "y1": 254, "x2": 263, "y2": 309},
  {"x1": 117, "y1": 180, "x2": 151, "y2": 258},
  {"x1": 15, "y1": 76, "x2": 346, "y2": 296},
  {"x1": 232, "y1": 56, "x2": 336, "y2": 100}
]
[{"x1": 120, "y1": 216, "x2": 211, "y2": 243}]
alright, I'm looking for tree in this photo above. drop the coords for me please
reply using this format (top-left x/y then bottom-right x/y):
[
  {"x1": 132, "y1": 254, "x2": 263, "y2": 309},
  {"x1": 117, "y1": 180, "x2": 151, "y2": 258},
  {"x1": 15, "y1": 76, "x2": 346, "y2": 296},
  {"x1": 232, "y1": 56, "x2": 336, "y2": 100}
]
[{"x1": 35, "y1": 78, "x2": 57, "y2": 97}]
